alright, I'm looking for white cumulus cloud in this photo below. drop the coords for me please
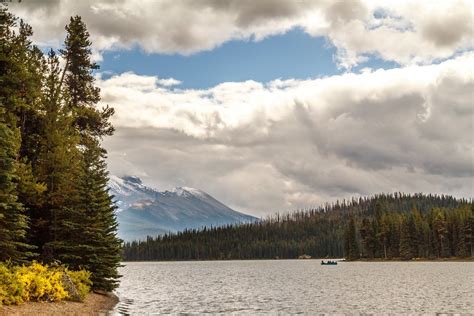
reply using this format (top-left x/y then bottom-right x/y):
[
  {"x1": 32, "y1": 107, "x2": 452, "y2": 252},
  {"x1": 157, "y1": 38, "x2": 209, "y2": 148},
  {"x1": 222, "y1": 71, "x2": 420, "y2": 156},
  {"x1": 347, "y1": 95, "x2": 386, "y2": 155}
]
[
  {"x1": 100, "y1": 53, "x2": 474, "y2": 215},
  {"x1": 8, "y1": 0, "x2": 474, "y2": 68}
]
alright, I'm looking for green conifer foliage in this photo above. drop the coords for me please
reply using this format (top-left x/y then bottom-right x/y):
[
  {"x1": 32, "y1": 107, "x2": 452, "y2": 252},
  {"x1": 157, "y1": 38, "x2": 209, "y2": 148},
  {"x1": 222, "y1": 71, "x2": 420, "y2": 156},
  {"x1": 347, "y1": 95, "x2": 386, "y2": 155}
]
[
  {"x1": 76, "y1": 139, "x2": 122, "y2": 291},
  {"x1": 61, "y1": 16, "x2": 114, "y2": 139},
  {"x1": 54, "y1": 16, "x2": 121, "y2": 290},
  {"x1": 0, "y1": 110, "x2": 30, "y2": 262},
  {"x1": 0, "y1": 8, "x2": 34, "y2": 262},
  {"x1": 122, "y1": 194, "x2": 472, "y2": 261},
  {"x1": 344, "y1": 217, "x2": 360, "y2": 260},
  {"x1": 0, "y1": 6, "x2": 121, "y2": 290},
  {"x1": 34, "y1": 50, "x2": 81, "y2": 260},
  {"x1": 399, "y1": 215, "x2": 416, "y2": 260}
]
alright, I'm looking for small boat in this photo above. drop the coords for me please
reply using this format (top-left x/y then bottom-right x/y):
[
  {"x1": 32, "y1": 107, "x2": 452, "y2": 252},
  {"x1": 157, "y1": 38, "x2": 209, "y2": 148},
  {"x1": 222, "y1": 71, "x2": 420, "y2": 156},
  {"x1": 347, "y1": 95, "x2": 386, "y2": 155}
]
[{"x1": 321, "y1": 260, "x2": 338, "y2": 265}]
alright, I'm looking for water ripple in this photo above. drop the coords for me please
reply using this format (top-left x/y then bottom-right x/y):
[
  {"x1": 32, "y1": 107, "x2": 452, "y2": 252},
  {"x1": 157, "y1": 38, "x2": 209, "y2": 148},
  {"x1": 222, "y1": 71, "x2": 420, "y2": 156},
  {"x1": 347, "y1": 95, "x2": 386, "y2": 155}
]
[{"x1": 112, "y1": 261, "x2": 474, "y2": 314}]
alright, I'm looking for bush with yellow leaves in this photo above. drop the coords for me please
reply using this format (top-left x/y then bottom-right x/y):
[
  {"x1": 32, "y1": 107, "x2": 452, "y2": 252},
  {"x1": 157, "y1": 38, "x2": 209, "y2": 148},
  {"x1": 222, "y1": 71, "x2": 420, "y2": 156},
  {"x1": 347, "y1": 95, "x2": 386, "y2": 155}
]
[
  {"x1": 64, "y1": 268, "x2": 92, "y2": 301},
  {"x1": 0, "y1": 262, "x2": 92, "y2": 306},
  {"x1": 0, "y1": 264, "x2": 24, "y2": 305},
  {"x1": 15, "y1": 262, "x2": 68, "y2": 302}
]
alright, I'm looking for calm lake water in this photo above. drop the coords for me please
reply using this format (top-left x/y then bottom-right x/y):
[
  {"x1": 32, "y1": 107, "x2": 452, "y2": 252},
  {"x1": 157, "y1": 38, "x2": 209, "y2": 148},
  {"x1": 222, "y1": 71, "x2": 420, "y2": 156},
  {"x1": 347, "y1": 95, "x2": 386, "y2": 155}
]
[{"x1": 112, "y1": 260, "x2": 473, "y2": 314}]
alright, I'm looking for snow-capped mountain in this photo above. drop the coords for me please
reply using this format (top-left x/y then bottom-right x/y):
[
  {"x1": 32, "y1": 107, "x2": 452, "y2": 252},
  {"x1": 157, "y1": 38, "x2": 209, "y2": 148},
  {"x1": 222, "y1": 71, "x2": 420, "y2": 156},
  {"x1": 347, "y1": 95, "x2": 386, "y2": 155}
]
[{"x1": 109, "y1": 175, "x2": 258, "y2": 241}]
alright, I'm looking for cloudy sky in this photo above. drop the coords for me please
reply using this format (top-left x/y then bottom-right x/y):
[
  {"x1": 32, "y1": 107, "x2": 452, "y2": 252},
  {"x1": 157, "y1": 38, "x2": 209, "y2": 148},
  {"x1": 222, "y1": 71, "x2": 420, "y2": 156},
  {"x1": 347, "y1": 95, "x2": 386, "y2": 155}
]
[{"x1": 10, "y1": 0, "x2": 474, "y2": 216}]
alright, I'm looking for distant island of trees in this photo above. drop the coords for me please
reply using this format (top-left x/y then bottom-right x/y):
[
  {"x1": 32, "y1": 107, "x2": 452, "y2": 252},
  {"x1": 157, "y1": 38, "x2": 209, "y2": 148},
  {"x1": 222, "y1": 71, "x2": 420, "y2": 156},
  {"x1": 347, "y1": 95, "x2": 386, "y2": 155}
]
[{"x1": 123, "y1": 193, "x2": 473, "y2": 261}]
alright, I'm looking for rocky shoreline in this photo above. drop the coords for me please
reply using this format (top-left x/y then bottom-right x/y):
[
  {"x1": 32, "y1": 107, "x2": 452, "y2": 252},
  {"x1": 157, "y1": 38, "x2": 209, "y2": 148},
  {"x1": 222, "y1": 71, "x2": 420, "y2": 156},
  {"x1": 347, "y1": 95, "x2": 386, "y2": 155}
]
[{"x1": 0, "y1": 292, "x2": 119, "y2": 316}]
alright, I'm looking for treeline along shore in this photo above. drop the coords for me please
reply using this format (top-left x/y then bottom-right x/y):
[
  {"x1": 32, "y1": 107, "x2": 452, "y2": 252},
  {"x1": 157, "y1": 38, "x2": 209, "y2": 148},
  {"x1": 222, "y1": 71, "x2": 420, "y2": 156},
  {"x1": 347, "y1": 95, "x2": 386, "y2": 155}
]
[
  {"x1": 1, "y1": 5, "x2": 120, "y2": 308},
  {"x1": 123, "y1": 193, "x2": 473, "y2": 261}
]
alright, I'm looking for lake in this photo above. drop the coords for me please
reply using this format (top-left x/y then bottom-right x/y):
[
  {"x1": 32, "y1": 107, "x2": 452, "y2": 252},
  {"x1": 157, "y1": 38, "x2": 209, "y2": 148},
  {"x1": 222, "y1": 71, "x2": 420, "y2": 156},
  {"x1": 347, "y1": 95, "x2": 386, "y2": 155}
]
[{"x1": 112, "y1": 260, "x2": 473, "y2": 314}]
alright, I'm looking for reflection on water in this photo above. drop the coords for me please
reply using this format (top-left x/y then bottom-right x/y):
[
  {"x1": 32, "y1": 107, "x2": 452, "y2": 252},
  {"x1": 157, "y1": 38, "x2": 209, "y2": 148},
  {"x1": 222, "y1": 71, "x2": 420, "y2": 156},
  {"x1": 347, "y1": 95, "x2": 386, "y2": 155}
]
[{"x1": 113, "y1": 260, "x2": 473, "y2": 314}]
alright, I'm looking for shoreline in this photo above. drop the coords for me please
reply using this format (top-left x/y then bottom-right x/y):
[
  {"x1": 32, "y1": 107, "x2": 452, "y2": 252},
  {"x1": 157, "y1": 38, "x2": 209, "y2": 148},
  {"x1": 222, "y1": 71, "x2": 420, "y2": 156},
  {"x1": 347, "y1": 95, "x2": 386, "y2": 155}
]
[
  {"x1": 349, "y1": 257, "x2": 474, "y2": 262},
  {"x1": 0, "y1": 292, "x2": 118, "y2": 316},
  {"x1": 121, "y1": 257, "x2": 474, "y2": 263}
]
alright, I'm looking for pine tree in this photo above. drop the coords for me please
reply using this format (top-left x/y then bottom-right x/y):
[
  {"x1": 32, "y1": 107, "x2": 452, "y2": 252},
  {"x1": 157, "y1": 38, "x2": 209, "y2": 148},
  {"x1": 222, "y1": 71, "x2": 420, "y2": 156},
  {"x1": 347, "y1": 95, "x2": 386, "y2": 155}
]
[
  {"x1": 432, "y1": 209, "x2": 449, "y2": 258},
  {"x1": 61, "y1": 15, "x2": 114, "y2": 139},
  {"x1": 344, "y1": 217, "x2": 359, "y2": 260},
  {"x1": 0, "y1": 111, "x2": 31, "y2": 262},
  {"x1": 0, "y1": 7, "x2": 34, "y2": 262},
  {"x1": 55, "y1": 16, "x2": 121, "y2": 290},
  {"x1": 377, "y1": 214, "x2": 390, "y2": 259},
  {"x1": 34, "y1": 50, "x2": 81, "y2": 260},
  {"x1": 9, "y1": 19, "x2": 45, "y2": 164},
  {"x1": 360, "y1": 217, "x2": 378, "y2": 258},
  {"x1": 399, "y1": 215, "x2": 417, "y2": 260},
  {"x1": 0, "y1": 7, "x2": 45, "y2": 196},
  {"x1": 388, "y1": 216, "x2": 401, "y2": 258},
  {"x1": 456, "y1": 206, "x2": 472, "y2": 257},
  {"x1": 75, "y1": 139, "x2": 122, "y2": 291},
  {"x1": 463, "y1": 212, "x2": 473, "y2": 257}
]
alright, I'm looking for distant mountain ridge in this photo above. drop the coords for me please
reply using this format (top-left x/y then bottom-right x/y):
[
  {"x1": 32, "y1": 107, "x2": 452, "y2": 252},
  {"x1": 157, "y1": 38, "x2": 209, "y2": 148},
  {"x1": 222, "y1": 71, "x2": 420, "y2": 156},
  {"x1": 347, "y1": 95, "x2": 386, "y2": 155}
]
[{"x1": 109, "y1": 175, "x2": 258, "y2": 241}]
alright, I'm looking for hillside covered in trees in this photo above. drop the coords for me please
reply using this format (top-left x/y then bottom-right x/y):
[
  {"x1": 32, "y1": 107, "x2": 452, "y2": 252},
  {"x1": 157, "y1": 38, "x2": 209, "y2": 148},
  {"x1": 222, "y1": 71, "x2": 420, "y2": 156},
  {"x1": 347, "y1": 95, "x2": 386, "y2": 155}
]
[
  {"x1": 0, "y1": 7, "x2": 120, "y2": 291},
  {"x1": 123, "y1": 193, "x2": 473, "y2": 261}
]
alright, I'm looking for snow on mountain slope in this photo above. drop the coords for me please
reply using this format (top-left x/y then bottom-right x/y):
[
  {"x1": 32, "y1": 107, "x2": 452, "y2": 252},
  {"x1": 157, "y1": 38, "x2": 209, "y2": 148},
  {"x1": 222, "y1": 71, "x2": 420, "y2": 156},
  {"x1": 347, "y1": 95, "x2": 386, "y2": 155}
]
[{"x1": 109, "y1": 176, "x2": 258, "y2": 241}]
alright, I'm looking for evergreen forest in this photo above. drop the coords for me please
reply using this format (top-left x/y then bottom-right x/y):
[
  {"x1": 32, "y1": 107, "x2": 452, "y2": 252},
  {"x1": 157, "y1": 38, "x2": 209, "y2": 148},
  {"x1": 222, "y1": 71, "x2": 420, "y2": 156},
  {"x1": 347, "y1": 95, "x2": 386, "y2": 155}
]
[
  {"x1": 0, "y1": 7, "x2": 121, "y2": 291},
  {"x1": 122, "y1": 193, "x2": 473, "y2": 261}
]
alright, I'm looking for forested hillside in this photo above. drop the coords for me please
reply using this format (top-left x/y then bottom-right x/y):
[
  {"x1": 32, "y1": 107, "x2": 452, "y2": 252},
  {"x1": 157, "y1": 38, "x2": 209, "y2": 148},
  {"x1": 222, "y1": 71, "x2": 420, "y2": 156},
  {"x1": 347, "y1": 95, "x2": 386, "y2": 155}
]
[
  {"x1": 123, "y1": 193, "x2": 473, "y2": 261},
  {"x1": 0, "y1": 8, "x2": 120, "y2": 291}
]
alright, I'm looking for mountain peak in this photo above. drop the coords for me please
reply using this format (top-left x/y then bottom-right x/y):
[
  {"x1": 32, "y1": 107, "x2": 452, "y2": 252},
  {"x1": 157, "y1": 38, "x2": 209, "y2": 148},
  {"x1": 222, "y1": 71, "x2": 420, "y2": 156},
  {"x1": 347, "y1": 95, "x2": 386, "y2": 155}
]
[
  {"x1": 109, "y1": 174, "x2": 258, "y2": 241},
  {"x1": 171, "y1": 186, "x2": 206, "y2": 198}
]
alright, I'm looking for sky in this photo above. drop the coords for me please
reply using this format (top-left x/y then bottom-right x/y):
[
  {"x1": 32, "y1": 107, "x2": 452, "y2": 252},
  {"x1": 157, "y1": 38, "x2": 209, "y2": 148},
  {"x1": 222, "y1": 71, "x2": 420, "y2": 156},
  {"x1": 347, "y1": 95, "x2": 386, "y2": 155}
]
[{"x1": 9, "y1": 0, "x2": 474, "y2": 216}]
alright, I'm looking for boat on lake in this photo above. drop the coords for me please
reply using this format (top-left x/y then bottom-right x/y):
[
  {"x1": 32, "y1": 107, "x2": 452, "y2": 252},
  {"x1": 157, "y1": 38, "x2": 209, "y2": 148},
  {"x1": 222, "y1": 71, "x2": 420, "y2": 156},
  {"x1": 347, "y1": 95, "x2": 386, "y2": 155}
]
[{"x1": 321, "y1": 260, "x2": 338, "y2": 265}]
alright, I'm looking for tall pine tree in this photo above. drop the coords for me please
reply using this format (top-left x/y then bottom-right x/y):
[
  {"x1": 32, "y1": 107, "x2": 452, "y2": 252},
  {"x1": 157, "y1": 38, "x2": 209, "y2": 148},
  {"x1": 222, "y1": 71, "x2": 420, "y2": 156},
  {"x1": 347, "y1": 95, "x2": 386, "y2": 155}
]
[
  {"x1": 0, "y1": 7, "x2": 34, "y2": 262},
  {"x1": 0, "y1": 110, "x2": 30, "y2": 262},
  {"x1": 75, "y1": 138, "x2": 122, "y2": 291},
  {"x1": 344, "y1": 217, "x2": 360, "y2": 260},
  {"x1": 61, "y1": 16, "x2": 114, "y2": 140},
  {"x1": 39, "y1": 50, "x2": 82, "y2": 261},
  {"x1": 50, "y1": 15, "x2": 121, "y2": 291}
]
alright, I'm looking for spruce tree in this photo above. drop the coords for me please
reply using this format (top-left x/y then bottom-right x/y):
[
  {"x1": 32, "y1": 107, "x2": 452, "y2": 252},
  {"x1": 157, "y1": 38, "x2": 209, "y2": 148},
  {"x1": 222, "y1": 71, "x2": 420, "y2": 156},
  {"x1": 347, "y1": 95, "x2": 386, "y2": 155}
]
[
  {"x1": 432, "y1": 209, "x2": 449, "y2": 257},
  {"x1": 462, "y1": 210, "x2": 473, "y2": 257},
  {"x1": 55, "y1": 15, "x2": 121, "y2": 290},
  {"x1": 0, "y1": 7, "x2": 34, "y2": 262},
  {"x1": 344, "y1": 217, "x2": 359, "y2": 260},
  {"x1": 61, "y1": 15, "x2": 114, "y2": 139},
  {"x1": 399, "y1": 215, "x2": 417, "y2": 260},
  {"x1": 39, "y1": 50, "x2": 82, "y2": 261},
  {"x1": 0, "y1": 111, "x2": 30, "y2": 262},
  {"x1": 76, "y1": 138, "x2": 122, "y2": 291}
]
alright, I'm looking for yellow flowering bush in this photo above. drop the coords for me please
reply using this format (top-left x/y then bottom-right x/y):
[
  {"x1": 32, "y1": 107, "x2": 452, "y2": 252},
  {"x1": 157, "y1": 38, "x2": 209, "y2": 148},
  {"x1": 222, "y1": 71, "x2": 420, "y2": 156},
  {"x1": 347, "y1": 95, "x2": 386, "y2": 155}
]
[
  {"x1": 0, "y1": 264, "x2": 24, "y2": 305},
  {"x1": 66, "y1": 269, "x2": 92, "y2": 301},
  {"x1": 16, "y1": 262, "x2": 68, "y2": 302},
  {"x1": 0, "y1": 262, "x2": 92, "y2": 306}
]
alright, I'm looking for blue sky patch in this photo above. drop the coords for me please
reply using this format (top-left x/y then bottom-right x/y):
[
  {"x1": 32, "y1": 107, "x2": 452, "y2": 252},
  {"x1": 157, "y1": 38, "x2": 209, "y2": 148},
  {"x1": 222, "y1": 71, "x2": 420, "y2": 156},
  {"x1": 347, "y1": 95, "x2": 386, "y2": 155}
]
[{"x1": 99, "y1": 29, "x2": 398, "y2": 89}]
